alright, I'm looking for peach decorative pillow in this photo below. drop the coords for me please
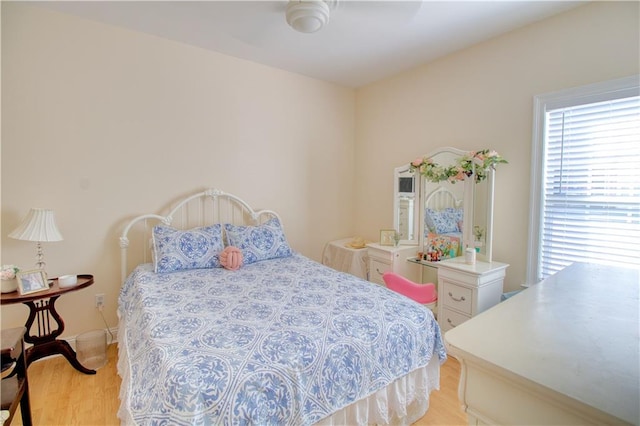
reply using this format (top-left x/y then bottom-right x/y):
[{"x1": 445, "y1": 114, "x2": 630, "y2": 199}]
[{"x1": 220, "y1": 246, "x2": 243, "y2": 271}]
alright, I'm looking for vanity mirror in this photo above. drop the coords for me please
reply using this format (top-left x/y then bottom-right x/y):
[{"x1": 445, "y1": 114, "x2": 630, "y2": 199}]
[{"x1": 393, "y1": 147, "x2": 504, "y2": 262}]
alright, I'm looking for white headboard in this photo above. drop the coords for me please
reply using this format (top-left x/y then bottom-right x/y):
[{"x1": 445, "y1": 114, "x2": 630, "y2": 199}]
[
  {"x1": 425, "y1": 186, "x2": 463, "y2": 210},
  {"x1": 119, "y1": 188, "x2": 281, "y2": 282}
]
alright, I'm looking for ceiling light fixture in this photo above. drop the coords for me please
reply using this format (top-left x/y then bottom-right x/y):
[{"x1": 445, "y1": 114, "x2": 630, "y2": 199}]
[{"x1": 285, "y1": 0, "x2": 334, "y2": 34}]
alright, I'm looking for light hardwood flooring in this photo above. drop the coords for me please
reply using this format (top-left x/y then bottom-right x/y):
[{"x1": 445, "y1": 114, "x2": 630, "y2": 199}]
[
  {"x1": 414, "y1": 357, "x2": 468, "y2": 426},
  {"x1": 12, "y1": 344, "x2": 466, "y2": 425},
  {"x1": 12, "y1": 344, "x2": 121, "y2": 425}
]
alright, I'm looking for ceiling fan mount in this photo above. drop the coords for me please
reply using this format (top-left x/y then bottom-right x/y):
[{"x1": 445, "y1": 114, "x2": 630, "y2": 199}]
[{"x1": 285, "y1": 0, "x2": 339, "y2": 34}]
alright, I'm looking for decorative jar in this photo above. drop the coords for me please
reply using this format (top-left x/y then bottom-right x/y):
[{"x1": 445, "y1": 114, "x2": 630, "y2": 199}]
[
  {"x1": 1, "y1": 265, "x2": 20, "y2": 293},
  {"x1": 1, "y1": 278, "x2": 18, "y2": 293}
]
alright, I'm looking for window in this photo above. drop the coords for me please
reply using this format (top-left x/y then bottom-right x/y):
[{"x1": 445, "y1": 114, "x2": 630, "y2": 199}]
[{"x1": 527, "y1": 76, "x2": 640, "y2": 284}]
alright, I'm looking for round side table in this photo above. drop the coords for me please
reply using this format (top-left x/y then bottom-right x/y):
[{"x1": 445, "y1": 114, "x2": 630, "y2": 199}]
[{"x1": 1, "y1": 274, "x2": 96, "y2": 374}]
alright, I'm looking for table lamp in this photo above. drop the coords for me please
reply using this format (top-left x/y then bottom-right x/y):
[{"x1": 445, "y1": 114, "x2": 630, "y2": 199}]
[{"x1": 8, "y1": 208, "x2": 63, "y2": 276}]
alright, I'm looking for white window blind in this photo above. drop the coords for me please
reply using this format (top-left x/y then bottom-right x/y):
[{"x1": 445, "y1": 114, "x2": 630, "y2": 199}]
[{"x1": 540, "y1": 95, "x2": 640, "y2": 279}]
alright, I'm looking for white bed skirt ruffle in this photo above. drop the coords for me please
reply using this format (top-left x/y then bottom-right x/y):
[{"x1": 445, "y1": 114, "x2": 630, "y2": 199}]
[
  {"x1": 316, "y1": 356, "x2": 440, "y2": 426},
  {"x1": 117, "y1": 322, "x2": 441, "y2": 426}
]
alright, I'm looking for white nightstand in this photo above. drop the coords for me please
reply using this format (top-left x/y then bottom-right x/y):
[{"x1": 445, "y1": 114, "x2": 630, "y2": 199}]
[{"x1": 322, "y1": 238, "x2": 368, "y2": 280}]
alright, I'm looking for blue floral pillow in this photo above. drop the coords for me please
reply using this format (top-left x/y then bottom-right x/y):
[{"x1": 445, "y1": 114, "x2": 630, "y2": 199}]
[
  {"x1": 426, "y1": 208, "x2": 461, "y2": 234},
  {"x1": 444, "y1": 208, "x2": 464, "y2": 228},
  {"x1": 152, "y1": 224, "x2": 224, "y2": 273},
  {"x1": 425, "y1": 208, "x2": 438, "y2": 232},
  {"x1": 224, "y1": 218, "x2": 293, "y2": 265}
]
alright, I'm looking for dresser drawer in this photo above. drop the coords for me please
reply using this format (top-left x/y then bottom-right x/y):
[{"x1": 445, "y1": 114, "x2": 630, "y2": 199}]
[
  {"x1": 367, "y1": 247, "x2": 394, "y2": 263},
  {"x1": 440, "y1": 307, "x2": 470, "y2": 332},
  {"x1": 369, "y1": 259, "x2": 391, "y2": 285},
  {"x1": 442, "y1": 281, "x2": 473, "y2": 315}
]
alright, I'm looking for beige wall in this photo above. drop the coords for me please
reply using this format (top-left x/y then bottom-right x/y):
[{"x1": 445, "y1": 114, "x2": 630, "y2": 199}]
[
  {"x1": 354, "y1": 1, "x2": 639, "y2": 291},
  {"x1": 1, "y1": 4, "x2": 356, "y2": 335},
  {"x1": 2, "y1": 2, "x2": 639, "y2": 338}
]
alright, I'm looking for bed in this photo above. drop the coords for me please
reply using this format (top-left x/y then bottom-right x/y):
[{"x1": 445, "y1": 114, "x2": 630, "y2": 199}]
[
  {"x1": 422, "y1": 186, "x2": 463, "y2": 261},
  {"x1": 117, "y1": 188, "x2": 447, "y2": 425}
]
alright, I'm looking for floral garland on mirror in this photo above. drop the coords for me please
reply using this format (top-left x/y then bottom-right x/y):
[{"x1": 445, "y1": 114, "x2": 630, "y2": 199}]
[{"x1": 409, "y1": 149, "x2": 507, "y2": 183}]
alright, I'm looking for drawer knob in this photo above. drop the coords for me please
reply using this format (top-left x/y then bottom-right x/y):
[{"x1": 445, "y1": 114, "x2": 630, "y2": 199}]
[
  {"x1": 448, "y1": 292, "x2": 465, "y2": 302},
  {"x1": 376, "y1": 268, "x2": 384, "y2": 276},
  {"x1": 447, "y1": 318, "x2": 458, "y2": 327}
]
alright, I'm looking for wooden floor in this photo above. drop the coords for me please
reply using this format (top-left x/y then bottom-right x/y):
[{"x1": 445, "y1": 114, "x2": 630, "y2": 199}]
[
  {"x1": 414, "y1": 357, "x2": 468, "y2": 426},
  {"x1": 12, "y1": 344, "x2": 467, "y2": 425},
  {"x1": 13, "y1": 344, "x2": 121, "y2": 425}
]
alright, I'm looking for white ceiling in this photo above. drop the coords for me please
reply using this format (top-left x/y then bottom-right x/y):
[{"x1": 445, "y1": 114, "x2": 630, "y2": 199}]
[{"x1": 32, "y1": 1, "x2": 586, "y2": 88}]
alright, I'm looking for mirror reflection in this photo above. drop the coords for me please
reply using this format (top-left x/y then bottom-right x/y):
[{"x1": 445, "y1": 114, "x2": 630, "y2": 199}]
[
  {"x1": 472, "y1": 170, "x2": 495, "y2": 262},
  {"x1": 423, "y1": 183, "x2": 465, "y2": 254},
  {"x1": 393, "y1": 166, "x2": 418, "y2": 244},
  {"x1": 473, "y1": 179, "x2": 488, "y2": 257},
  {"x1": 419, "y1": 150, "x2": 468, "y2": 261}
]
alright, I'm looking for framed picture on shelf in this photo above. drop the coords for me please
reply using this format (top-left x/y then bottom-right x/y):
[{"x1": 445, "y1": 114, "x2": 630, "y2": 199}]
[
  {"x1": 379, "y1": 229, "x2": 396, "y2": 246},
  {"x1": 16, "y1": 270, "x2": 49, "y2": 296}
]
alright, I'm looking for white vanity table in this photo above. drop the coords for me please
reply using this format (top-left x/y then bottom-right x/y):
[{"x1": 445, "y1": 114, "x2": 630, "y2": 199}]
[
  {"x1": 390, "y1": 147, "x2": 508, "y2": 327},
  {"x1": 445, "y1": 263, "x2": 639, "y2": 425}
]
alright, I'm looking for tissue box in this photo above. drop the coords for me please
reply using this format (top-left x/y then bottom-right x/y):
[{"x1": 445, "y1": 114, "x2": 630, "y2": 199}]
[{"x1": 58, "y1": 275, "x2": 78, "y2": 288}]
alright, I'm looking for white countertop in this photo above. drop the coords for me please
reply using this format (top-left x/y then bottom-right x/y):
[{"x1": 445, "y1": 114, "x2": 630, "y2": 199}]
[
  {"x1": 445, "y1": 262, "x2": 640, "y2": 425},
  {"x1": 407, "y1": 255, "x2": 509, "y2": 272},
  {"x1": 436, "y1": 256, "x2": 509, "y2": 275}
]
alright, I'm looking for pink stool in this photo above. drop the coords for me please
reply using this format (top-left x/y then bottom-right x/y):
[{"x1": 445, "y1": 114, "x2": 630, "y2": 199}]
[{"x1": 382, "y1": 272, "x2": 438, "y2": 314}]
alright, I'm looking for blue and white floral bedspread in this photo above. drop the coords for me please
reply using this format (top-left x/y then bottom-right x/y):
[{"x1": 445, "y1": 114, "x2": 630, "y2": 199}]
[{"x1": 118, "y1": 254, "x2": 446, "y2": 425}]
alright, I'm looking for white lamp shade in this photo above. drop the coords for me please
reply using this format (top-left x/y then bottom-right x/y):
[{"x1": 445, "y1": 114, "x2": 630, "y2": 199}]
[{"x1": 9, "y1": 208, "x2": 63, "y2": 242}]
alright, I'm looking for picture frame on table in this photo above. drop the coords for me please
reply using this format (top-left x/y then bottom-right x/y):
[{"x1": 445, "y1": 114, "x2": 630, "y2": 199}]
[
  {"x1": 16, "y1": 269, "x2": 49, "y2": 296},
  {"x1": 379, "y1": 229, "x2": 396, "y2": 246}
]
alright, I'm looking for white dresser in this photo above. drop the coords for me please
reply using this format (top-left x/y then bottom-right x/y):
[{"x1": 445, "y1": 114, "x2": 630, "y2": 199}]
[
  {"x1": 436, "y1": 257, "x2": 508, "y2": 333},
  {"x1": 366, "y1": 243, "x2": 420, "y2": 285},
  {"x1": 445, "y1": 263, "x2": 639, "y2": 425}
]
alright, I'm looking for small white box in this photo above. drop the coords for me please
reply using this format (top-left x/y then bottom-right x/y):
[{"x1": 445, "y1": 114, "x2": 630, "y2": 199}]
[{"x1": 58, "y1": 274, "x2": 78, "y2": 288}]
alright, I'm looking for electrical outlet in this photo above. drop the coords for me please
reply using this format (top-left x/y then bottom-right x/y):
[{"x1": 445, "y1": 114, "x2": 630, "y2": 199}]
[{"x1": 95, "y1": 293, "x2": 105, "y2": 309}]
